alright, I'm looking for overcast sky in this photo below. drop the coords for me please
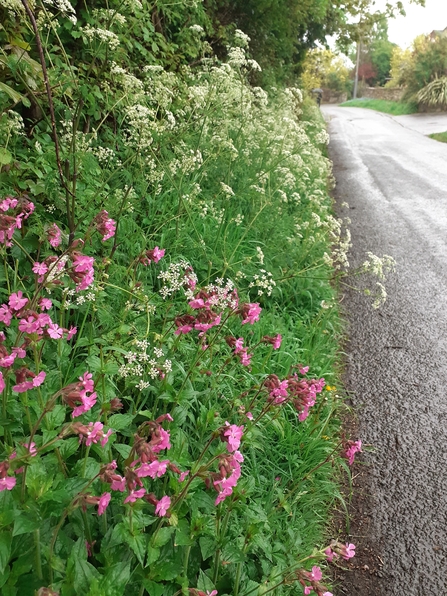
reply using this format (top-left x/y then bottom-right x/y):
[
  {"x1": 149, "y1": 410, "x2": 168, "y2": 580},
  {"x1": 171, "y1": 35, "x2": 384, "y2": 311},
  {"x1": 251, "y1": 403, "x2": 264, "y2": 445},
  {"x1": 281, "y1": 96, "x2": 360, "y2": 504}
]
[{"x1": 380, "y1": 0, "x2": 447, "y2": 47}]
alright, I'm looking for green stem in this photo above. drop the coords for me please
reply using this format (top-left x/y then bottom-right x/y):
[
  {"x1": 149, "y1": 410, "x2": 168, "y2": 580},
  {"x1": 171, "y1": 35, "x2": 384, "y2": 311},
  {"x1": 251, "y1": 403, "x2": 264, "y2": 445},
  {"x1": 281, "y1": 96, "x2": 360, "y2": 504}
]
[{"x1": 34, "y1": 529, "x2": 43, "y2": 580}]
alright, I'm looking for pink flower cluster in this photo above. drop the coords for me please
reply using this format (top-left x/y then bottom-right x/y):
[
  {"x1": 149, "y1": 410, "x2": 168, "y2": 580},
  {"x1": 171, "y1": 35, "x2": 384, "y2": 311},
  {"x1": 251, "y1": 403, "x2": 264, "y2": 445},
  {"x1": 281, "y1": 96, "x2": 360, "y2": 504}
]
[
  {"x1": 139, "y1": 246, "x2": 165, "y2": 266},
  {"x1": 0, "y1": 195, "x2": 34, "y2": 246},
  {"x1": 0, "y1": 292, "x2": 76, "y2": 349},
  {"x1": 343, "y1": 440, "x2": 362, "y2": 465},
  {"x1": 70, "y1": 251, "x2": 95, "y2": 292},
  {"x1": 221, "y1": 422, "x2": 244, "y2": 452},
  {"x1": 83, "y1": 492, "x2": 111, "y2": 516},
  {"x1": 12, "y1": 368, "x2": 46, "y2": 393},
  {"x1": 100, "y1": 414, "x2": 183, "y2": 515},
  {"x1": 47, "y1": 223, "x2": 62, "y2": 248},
  {"x1": 325, "y1": 541, "x2": 356, "y2": 562},
  {"x1": 297, "y1": 566, "x2": 333, "y2": 596},
  {"x1": 75, "y1": 421, "x2": 113, "y2": 447},
  {"x1": 94, "y1": 210, "x2": 116, "y2": 242},
  {"x1": 0, "y1": 459, "x2": 16, "y2": 492},
  {"x1": 262, "y1": 334, "x2": 282, "y2": 349},
  {"x1": 61, "y1": 371, "x2": 97, "y2": 417},
  {"x1": 212, "y1": 450, "x2": 244, "y2": 505},
  {"x1": 226, "y1": 336, "x2": 252, "y2": 366},
  {"x1": 264, "y1": 369, "x2": 325, "y2": 421},
  {"x1": 238, "y1": 302, "x2": 262, "y2": 325}
]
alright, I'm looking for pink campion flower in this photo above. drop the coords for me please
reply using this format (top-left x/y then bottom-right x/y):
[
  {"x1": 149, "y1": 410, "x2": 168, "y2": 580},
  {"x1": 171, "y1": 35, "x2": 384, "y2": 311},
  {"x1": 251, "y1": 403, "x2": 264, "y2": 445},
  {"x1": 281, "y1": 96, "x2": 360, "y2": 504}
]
[
  {"x1": 47, "y1": 323, "x2": 64, "y2": 340},
  {"x1": 9, "y1": 291, "x2": 28, "y2": 311},
  {"x1": 234, "y1": 338, "x2": 244, "y2": 353},
  {"x1": 223, "y1": 422, "x2": 244, "y2": 452},
  {"x1": 139, "y1": 246, "x2": 165, "y2": 266},
  {"x1": 0, "y1": 305, "x2": 12, "y2": 326},
  {"x1": 155, "y1": 495, "x2": 171, "y2": 517},
  {"x1": 98, "y1": 492, "x2": 111, "y2": 515},
  {"x1": 178, "y1": 470, "x2": 189, "y2": 482},
  {"x1": 136, "y1": 459, "x2": 169, "y2": 479},
  {"x1": 151, "y1": 428, "x2": 171, "y2": 453},
  {"x1": 322, "y1": 592, "x2": 333, "y2": 596},
  {"x1": 80, "y1": 371, "x2": 94, "y2": 393},
  {"x1": 304, "y1": 587, "x2": 312, "y2": 596},
  {"x1": 32, "y1": 262, "x2": 48, "y2": 276},
  {"x1": 174, "y1": 315, "x2": 196, "y2": 335},
  {"x1": 39, "y1": 298, "x2": 52, "y2": 311},
  {"x1": 324, "y1": 547, "x2": 336, "y2": 562},
  {"x1": 124, "y1": 488, "x2": 146, "y2": 504},
  {"x1": 240, "y1": 302, "x2": 262, "y2": 325},
  {"x1": 111, "y1": 476, "x2": 126, "y2": 492},
  {"x1": 70, "y1": 253, "x2": 95, "y2": 292},
  {"x1": 32, "y1": 371, "x2": 46, "y2": 387},
  {"x1": 344, "y1": 440, "x2": 362, "y2": 466},
  {"x1": 262, "y1": 334, "x2": 282, "y2": 349},
  {"x1": 188, "y1": 298, "x2": 205, "y2": 309},
  {"x1": 0, "y1": 332, "x2": 5, "y2": 342},
  {"x1": 0, "y1": 476, "x2": 16, "y2": 491},
  {"x1": 238, "y1": 349, "x2": 252, "y2": 367},
  {"x1": 82, "y1": 422, "x2": 113, "y2": 447},
  {"x1": 12, "y1": 346, "x2": 26, "y2": 359},
  {"x1": 342, "y1": 543, "x2": 356, "y2": 560},
  {"x1": 47, "y1": 223, "x2": 62, "y2": 248},
  {"x1": 66, "y1": 326, "x2": 77, "y2": 340},
  {"x1": 18, "y1": 316, "x2": 41, "y2": 334},
  {"x1": 308, "y1": 566, "x2": 322, "y2": 582},
  {"x1": 94, "y1": 210, "x2": 116, "y2": 242},
  {"x1": 24, "y1": 442, "x2": 37, "y2": 456},
  {"x1": 299, "y1": 365, "x2": 309, "y2": 375},
  {"x1": 13, "y1": 381, "x2": 33, "y2": 393},
  {"x1": 0, "y1": 371, "x2": 4, "y2": 394},
  {"x1": 0, "y1": 352, "x2": 15, "y2": 368},
  {"x1": 246, "y1": 412, "x2": 254, "y2": 421}
]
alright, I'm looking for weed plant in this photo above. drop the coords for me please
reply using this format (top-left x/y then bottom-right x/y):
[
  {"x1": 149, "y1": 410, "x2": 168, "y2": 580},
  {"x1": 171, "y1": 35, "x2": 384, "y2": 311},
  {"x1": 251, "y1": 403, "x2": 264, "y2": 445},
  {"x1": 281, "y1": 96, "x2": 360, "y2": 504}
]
[
  {"x1": 429, "y1": 131, "x2": 447, "y2": 143},
  {"x1": 340, "y1": 98, "x2": 418, "y2": 115},
  {"x1": 0, "y1": 3, "x2": 366, "y2": 595}
]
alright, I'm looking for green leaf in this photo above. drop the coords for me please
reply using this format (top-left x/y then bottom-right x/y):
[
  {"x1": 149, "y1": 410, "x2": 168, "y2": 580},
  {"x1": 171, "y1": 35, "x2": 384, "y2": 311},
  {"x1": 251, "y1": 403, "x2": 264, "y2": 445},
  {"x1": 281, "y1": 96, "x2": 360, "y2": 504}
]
[
  {"x1": 197, "y1": 569, "x2": 216, "y2": 592},
  {"x1": 13, "y1": 513, "x2": 40, "y2": 536},
  {"x1": 58, "y1": 437, "x2": 81, "y2": 459},
  {"x1": 146, "y1": 545, "x2": 160, "y2": 565},
  {"x1": 141, "y1": 580, "x2": 164, "y2": 596},
  {"x1": 0, "y1": 148, "x2": 12, "y2": 166},
  {"x1": 151, "y1": 560, "x2": 182, "y2": 581},
  {"x1": 199, "y1": 536, "x2": 216, "y2": 561},
  {"x1": 108, "y1": 413, "x2": 134, "y2": 431},
  {"x1": 193, "y1": 491, "x2": 215, "y2": 513},
  {"x1": 103, "y1": 561, "x2": 131, "y2": 595},
  {"x1": 113, "y1": 443, "x2": 132, "y2": 459},
  {"x1": 0, "y1": 82, "x2": 23, "y2": 103},
  {"x1": 125, "y1": 533, "x2": 146, "y2": 566},
  {"x1": 151, "y1": 526, "x2": 174, "y2": 548},
  {"x1": 0, "y1": 531, "x2": 11, "y2": 575},
  {"x1": 222, "y1": 543, "x2": 246, "y2": 563},
  {"x1": 175, "y1": 520, "x2": 194, "y2": 546}
]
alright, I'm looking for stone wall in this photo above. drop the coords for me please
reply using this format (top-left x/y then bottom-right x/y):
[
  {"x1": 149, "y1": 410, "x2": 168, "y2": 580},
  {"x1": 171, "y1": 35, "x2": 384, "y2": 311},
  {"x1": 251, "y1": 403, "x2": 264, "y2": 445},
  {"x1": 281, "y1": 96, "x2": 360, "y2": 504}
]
[
  {"x1": 321, "y1": 89, "x2": 348, "y2": 104},
  {"x1": 360, "y1": 87, "x2": 404, "y2": 101}
]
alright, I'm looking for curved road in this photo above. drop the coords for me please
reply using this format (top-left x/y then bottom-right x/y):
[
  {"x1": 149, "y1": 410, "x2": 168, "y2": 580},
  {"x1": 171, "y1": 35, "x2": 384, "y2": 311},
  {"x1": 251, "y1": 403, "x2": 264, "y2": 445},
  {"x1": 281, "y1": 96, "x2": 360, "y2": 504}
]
[{"x1": 322, "y1": 106, "x2": 447, "y2": 596}]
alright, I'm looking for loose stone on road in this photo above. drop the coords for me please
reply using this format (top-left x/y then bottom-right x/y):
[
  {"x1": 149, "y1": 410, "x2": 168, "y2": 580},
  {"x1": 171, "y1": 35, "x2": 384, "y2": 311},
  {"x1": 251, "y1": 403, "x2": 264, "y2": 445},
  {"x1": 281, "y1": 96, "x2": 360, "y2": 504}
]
[{"x1": 322, "y1": 106, "x2": 447, "y2": 596}]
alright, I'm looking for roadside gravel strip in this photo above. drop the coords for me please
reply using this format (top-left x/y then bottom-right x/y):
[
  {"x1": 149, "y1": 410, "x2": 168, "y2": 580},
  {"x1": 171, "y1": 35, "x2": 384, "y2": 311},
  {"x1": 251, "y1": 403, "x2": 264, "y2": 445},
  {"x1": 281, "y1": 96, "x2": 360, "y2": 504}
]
[{"x1": 322, "y1": 106, "x2": 447, "y2": 596}]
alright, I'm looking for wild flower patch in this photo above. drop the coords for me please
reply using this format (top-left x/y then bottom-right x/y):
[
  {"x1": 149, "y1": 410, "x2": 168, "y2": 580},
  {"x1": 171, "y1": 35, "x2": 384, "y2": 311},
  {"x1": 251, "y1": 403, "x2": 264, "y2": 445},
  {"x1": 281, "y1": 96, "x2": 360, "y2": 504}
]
[{"x1": 0, "y1": 4, "x2": 385, "y2": 595}]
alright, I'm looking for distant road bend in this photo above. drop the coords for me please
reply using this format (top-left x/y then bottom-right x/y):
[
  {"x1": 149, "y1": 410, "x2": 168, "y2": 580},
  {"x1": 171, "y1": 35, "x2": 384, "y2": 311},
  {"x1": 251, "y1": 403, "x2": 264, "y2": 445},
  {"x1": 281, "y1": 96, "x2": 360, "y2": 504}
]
[{"x1": 322, "y1": 106, "x2": 447, "y2": 596}]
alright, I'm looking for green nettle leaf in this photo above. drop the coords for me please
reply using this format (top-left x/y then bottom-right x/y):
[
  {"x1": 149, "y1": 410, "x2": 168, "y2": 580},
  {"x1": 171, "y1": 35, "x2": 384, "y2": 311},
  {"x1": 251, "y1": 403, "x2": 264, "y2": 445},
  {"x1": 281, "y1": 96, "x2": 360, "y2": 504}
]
[
  {"x1": 0, "y1": 531, "x2": 12, "y2": 575},
  {"x1": 141, "y1": 580, "x2": 165, "y2": 596},
  {"x1": 58, "y1": 436, "x2": 81, "y2": 459},
  {"x1": 222, "y1": 543, "x2": 246, "y2": 563},
  {"x1": 197, "y1": 569, "x2": 216, "y2": 592},
  {"x1": 47, "y1": 404, "x2": 67, "y2": 429},
  {"x1": 112, "y1": 443, "x2": 132, "y2": 459},
  {"x1": 151, "y1": 526, "x2": 174, "y2": 548},
  {"x1": 103, "y1": 561, "x2": 131, "y2": 595},
  {"x1": 199, "y1": 536, "x2": 216, "y2": 561},
  {"x1": 12, "y1": 513, "x2": 41, "y2": 537},
  {"x1": 146, "y1": 545, "x2": 160, "y2": 566},
  {"x1": 0, "y1": 148, "x2": 12, "y2": 165},
  {"x1": 125, "y1": 532, "x2": 146, "y2": 566},
  {"x1": 65, "y1": 538, "x2": 102, "y2": 594},
  {"x1": 25, "y1": 461, "x2": 53, "y2": 498},
  {"x1": 151, "y1": 559, "x2": 183, "y2": 581},
  {"x1": 108, "y1": 413, "x2": 135, "y2": 431},
  {"x1": 175, "y1": 520, "x2": 194, "y2": 546}
]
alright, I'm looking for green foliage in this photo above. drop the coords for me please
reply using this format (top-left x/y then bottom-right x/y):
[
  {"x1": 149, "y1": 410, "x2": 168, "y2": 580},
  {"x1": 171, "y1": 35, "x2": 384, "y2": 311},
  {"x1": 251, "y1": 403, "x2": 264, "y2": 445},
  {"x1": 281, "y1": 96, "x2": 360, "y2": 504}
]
[
  {"x1": 0, "y1": 2, "x2": 376, "y2": 595},
  {"x1": 428, "y1": 130, "x2": 447, "y2": 143},
  {"x1": 341, "y1": 98, "x2": 418, "y2": 115}
]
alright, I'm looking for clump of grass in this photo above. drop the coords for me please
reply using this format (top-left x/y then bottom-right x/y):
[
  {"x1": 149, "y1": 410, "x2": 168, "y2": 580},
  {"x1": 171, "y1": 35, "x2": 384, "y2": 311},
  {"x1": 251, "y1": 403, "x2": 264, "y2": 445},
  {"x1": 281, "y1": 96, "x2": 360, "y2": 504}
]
[
  {"x1": 429, "y1": 131, "x2": 447, "y2": 143},
  {"x1": 340, "y1": 98, "x2": 418, "y2": 115}
]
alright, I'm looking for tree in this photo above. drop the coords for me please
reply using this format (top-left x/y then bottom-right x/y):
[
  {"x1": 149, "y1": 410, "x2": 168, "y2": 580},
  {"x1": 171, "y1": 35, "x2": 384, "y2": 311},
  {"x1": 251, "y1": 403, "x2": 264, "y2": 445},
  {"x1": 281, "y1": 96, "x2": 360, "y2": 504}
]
[{"x1": 300, "y1": 48, "x2": 351, "y2": 93}]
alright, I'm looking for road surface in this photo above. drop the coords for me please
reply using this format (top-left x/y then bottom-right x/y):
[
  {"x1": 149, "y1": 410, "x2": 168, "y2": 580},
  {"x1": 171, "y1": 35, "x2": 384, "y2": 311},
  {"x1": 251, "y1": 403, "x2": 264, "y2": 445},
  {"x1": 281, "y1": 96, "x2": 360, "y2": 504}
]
[{"x1": 322, "y1": 106, "x2": 447, "y2": 596}]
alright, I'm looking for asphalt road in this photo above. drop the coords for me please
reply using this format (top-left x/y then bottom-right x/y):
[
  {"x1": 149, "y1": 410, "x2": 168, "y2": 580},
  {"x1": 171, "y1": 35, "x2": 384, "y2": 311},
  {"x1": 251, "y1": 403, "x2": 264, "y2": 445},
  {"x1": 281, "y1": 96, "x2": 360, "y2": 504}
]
[{"x1": 322, "y1": 106, "x2": 447, "y2": 596}]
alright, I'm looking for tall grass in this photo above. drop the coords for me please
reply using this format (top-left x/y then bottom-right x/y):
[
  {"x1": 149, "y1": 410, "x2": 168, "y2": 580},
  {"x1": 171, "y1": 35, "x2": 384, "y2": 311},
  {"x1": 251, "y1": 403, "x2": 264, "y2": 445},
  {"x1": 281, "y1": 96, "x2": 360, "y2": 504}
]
[{"x1": 341, "y1": 98, "x2": 418, "y2": 115}]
